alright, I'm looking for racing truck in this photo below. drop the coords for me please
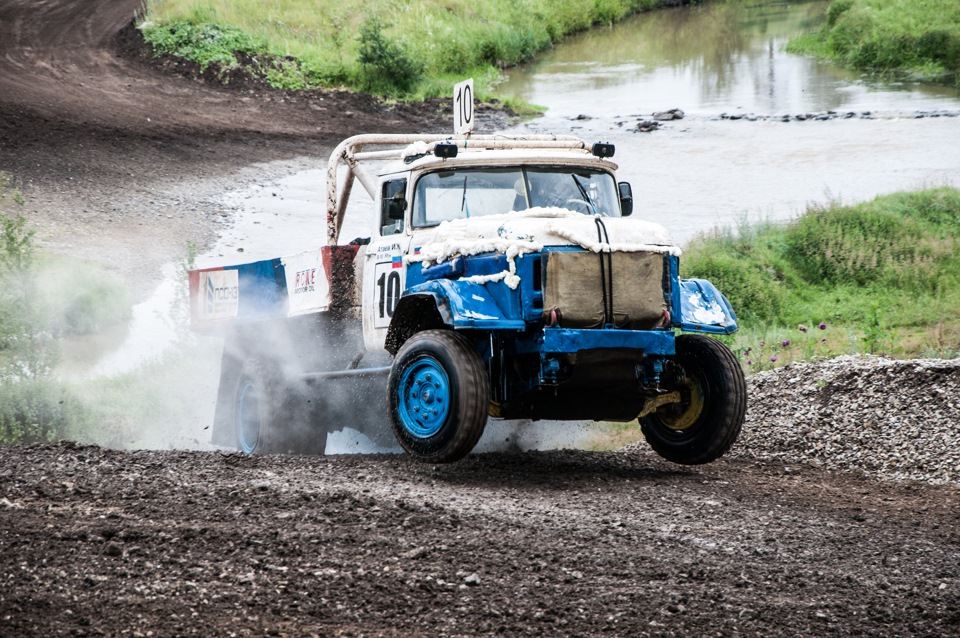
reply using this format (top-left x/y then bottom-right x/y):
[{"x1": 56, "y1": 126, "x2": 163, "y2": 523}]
[{"x1": 189, "y1": 133, "x2": 746, "y2": 464}]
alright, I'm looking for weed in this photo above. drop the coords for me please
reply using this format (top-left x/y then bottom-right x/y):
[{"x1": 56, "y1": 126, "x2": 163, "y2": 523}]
[
  {"x1": 789, "y1": 0, "x2": 960, "y2": 82},
  {"x1": 862, "y1": 301, "x2": 892, "y2": 355},
  {"x1": 356, "y1": 17, "x2": 423, "y2": 95},
  {"x1": 140, "y1": 0, "x2": 694, "y2": 99},
  {"x1": 683, "y1": 187, "x2": 960, "y2": 369}
]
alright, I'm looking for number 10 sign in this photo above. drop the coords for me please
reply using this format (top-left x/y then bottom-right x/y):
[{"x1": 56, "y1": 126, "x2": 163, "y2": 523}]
[{"x1": 454, "y1": 78, "x2": 474, "y2": 135}]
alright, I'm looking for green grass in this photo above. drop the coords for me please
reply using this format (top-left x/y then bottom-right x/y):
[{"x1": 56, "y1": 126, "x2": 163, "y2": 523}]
[
  {"x1": 787, "y1": 0, "x2": 960, "y2": 82},
  {"x1": 681, "y1": 187, "x2": 960, "y2": 371},
  {"x1": 0, "y1": 173, "x2": 133, "y2": 444},
  {"x1": 139, "y1": 0, "x2": 689, "y2": 98}
]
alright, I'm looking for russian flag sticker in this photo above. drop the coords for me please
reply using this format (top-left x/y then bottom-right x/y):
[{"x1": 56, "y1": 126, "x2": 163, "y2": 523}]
[{"x1": 391, "y1": 255, "x2": 403, "y2": 269}]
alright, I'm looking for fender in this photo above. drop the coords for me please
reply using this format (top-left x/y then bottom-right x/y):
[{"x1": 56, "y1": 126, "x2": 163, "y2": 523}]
[
  {"x1": 385, "y1": 279, "x2": 526, "y2": 354},
  {"x1": 675, "y1": 278, "x2": 739, "y2": 335}
]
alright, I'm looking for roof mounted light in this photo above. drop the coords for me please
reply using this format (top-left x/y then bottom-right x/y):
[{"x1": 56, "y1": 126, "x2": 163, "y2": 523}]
[
  {"x1": 592, "y1": 142, "x2": 615, "y2": 158},
  {"x1": 434, "y1": 141, "x2": 459, "y2": 159}
]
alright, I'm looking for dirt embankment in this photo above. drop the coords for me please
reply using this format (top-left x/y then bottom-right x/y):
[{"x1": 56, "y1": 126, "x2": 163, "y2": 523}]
[{"x1": 0, "y1": 0, "x2": 508, "y2": 288}]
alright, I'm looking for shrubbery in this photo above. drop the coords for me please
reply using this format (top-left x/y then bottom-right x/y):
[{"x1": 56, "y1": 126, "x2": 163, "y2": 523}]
[
  {"x1": 0, "y1": 175, "x2": 134, "y2": 444},
  {"x1": 0, "y1": 175, "x2": 77, "y2": 443},
  {"x1": 682, "y1": 187, "x2": 960, "y2": 363},
  {"x1": 356, "y1": 18, "x2": 423, "y2": 94},
  {"x1": 140, "y1": 0, "x2": 686, "y2": 98},
  {"x1": 789, "y1": 0, "x2": 960, "y2": 81}
]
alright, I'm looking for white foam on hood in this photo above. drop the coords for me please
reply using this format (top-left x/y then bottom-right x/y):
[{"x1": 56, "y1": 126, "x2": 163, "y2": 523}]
[
  {"x1": 407, "y1": 207, "x2": 679, "y2": 288},
  {"x1": 686, "y1": 292, "x2": 728, "y2": 325}
]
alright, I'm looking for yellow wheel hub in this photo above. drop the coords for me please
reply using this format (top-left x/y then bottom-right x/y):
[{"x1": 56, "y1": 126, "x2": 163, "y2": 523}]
[{"x1": 657, "y1": 375, "x2": 705, "y2": 431}]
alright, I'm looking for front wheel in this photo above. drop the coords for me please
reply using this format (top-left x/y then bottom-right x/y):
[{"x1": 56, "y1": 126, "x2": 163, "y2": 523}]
[
  {"x1": 388, "y1": 330, "x2": 489, "y2": 463},
  {"x1": 641, "y1": 334, "x2": 746, "y2": 465}
]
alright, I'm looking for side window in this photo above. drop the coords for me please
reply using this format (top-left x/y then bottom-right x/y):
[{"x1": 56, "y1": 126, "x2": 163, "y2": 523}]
[{"x1": 380, "y1": 179, "x2": 407, "y2": 236}]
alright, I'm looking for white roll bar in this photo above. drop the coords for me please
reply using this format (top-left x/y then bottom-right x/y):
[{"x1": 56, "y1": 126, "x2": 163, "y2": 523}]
[{"x1": 325, "y1": 133, "x2": 588, "y2": 245}]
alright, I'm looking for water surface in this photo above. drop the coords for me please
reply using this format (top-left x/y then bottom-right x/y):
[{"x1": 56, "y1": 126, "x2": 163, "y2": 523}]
[{"x1": 499, "y1": 0, "x2": 960, "y2": 117}]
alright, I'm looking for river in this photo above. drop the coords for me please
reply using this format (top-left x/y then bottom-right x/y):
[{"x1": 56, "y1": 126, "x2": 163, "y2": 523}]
[{"x1": 499, "y1": 0, "x2": 960, "y2": 243}]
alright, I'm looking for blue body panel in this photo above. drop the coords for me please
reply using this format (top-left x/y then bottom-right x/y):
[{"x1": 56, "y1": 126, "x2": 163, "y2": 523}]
[
  {"x1": 535, "y1": 327, "x2": 675, "y2": 355},
  {"x1": 404, "y1": 279, "x2": 526, "y2": 330},
  {"x1": 232, "y1": 258, "x2": 288, "y2": 320},
  {"x1": 675, "y1": 278, "x2": 739, "y2": 335},
  {"x1": 406, "y1": 249, "x2": 738, "y2": 342}
]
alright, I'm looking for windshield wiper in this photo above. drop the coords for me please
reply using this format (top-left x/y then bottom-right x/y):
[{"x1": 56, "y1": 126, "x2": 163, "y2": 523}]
[
  {"x1": 572, "y1": 174, "x2": 597, "y2": 215},
  {"x1": 460, "y1": 175, "x2": 469, "y2": 217}
]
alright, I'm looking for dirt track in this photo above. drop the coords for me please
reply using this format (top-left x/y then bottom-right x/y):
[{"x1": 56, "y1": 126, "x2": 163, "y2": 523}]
[
  {"x1": 2, "y1": 443, "x2": 959, "y2": 637},
  {"x1": 0, "y1": 0, "x2": 453, "y2": 285},
  {"x1": 1, "y1": 1, "x2": 959, "y2": 636}
]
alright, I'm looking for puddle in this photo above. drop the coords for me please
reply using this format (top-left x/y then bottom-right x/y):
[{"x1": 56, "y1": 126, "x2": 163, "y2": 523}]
[
  {"x1": 201, "y1": 165, "x2": 377, "y2": 268},
  {"x1": 58, "y1": 263, "x2": 180, "y2": 380}
]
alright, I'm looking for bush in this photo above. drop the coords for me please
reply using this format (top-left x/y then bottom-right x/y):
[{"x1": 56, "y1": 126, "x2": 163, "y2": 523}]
[
  {"x1": 784, "y1": 190, "x2": 960, "y2": 292},
  {"x1": 686, "y1": 188, "x2": 960, "y2": 368},
  {"x1": 791, "y1": 0, "x2": 960, "y2": 79},
  {"x1": 0, "y1": 379, "x2": 88, "y2": 444},
  {"x1": 682, "y1": 235, "x2": 787, "y2": 324},
  {"x1": 141, "y1": 21, "x2": 266, "y2": 73},
  {"x1": 356, "y1": 17, "x2": 424, "y2": 95},
  {"x1": 0, "y1": 174, "x2": 103, "y2": 444}
]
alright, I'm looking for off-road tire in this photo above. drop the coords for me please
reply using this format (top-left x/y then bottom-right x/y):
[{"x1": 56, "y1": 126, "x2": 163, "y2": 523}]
[
  {"x1": 641, "y1": 334, "x2": 746, "y2": 465},
  {"x1": 234, "y1": 359, "x2": 327, "y2": 455},
  {"x1": 388, "y1": 329, "x2": 489, "y2": 463}
]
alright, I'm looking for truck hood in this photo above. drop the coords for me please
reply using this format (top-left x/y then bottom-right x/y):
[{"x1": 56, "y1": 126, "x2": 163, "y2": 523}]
[{"x1": 408, "y1": 207, "x2": 680, "y2": 268}]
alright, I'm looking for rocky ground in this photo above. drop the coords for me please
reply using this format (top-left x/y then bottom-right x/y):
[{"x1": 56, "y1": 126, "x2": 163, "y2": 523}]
[
  {"x1": 736, "y1": 356, "x2": 960, "y2": 486},
  {"x1": 1, "y1": 1, "x2": 959, "y2": 636}
]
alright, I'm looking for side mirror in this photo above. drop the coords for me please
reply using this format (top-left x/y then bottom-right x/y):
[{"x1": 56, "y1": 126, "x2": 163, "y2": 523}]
[
  {"x1": 381, "y1": 180, "x2": 407, "y2": 221},
  {"x1": 618, "y1": 182, "x2": 633, "y2": 217}
]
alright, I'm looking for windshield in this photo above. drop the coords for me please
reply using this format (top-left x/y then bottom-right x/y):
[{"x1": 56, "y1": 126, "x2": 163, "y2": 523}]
[{"x1": 412, "y1": 166, "x2": 620, "y2": 227}]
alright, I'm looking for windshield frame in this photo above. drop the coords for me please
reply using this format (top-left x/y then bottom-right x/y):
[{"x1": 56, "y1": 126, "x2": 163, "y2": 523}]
[{"x1": 410, "y1": 165, "x2": 621, "y2": 229}]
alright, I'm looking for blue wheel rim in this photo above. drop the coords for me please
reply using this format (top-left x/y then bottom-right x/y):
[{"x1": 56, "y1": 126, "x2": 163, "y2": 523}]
[
  {"x1": 236, "y1": 380, "x2": 261, "y2": 453},
  {"x1": 397, "y1": 357, "x2": 451, "y2": 439}
]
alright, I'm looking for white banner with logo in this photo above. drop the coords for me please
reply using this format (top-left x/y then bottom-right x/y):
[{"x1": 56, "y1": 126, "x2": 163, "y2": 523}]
[
  {"x1": 282, "y1": 249, "x2": 331, "y2": 315},
  {"x1": 199, "y1": 269, "x2": 239, "y2": 321}
]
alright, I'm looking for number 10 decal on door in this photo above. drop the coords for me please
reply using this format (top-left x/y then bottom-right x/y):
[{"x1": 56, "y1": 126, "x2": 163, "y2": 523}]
[{"x1": 373, "y1": 257, "x2": 404, "y2": 329}]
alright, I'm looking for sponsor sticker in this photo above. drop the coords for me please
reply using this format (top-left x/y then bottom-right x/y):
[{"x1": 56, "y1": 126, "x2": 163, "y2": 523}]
[
  {"x1": 200, "y1": 270, "x2": 239, "y2": 320},
  {"x1": 282, "y1": 250, "x2": 330, "y2": 315}
]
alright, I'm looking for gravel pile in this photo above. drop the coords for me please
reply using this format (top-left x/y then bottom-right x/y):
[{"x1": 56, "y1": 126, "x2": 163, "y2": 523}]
[{"x1": 733, "y1": 355, "x2": 960, "y2": 486}]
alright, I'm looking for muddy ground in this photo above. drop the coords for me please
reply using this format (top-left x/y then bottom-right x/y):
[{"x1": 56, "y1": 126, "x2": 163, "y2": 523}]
[
  {"x1": 1, "y1": 1, "x2": 959, "y2": 636},
  {"x1": 2, "y1": 443, "x2": 959, "y2": 637}
]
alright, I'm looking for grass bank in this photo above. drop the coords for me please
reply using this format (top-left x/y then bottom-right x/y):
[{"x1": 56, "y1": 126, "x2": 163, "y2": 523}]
[
  {"x1": 0, "y1": 173, "x2": 132, "y2": 444},
  {"x1": 788, "y1": 0, "x2": 960, "y2": 83},
  {"x1": 139, "y1": 0, "x2": 698, "y2": 103},
  {"x1": 681, "y1": 187, "x2": 960, "y2": 372}
]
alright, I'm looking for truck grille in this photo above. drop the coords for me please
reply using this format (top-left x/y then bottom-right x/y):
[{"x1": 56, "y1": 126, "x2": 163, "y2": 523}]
[{"x1": 542, "y1": 250, "x2": 667, "y2": 330}]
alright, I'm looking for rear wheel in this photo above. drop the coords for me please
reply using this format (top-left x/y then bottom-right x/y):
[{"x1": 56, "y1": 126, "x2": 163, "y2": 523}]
[
  {"x1": 234, "y1": 359, "x2": 327, "y2": 455},
  {"x1": 388, "y1": 330, "x2": 489, "y2": 463},
  {"x1": 641, "y1": 335, "x2": 746, "y2": 465}
]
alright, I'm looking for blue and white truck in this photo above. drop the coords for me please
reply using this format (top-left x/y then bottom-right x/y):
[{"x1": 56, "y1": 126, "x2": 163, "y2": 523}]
[{"x1": 189, "y1": 132, "x2": 746, "y2": 464}]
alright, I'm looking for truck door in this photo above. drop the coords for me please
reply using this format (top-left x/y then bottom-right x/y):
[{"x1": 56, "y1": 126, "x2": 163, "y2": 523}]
[{"x1": 362, "y1": 178, "x2": 410, "y2": 351}]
